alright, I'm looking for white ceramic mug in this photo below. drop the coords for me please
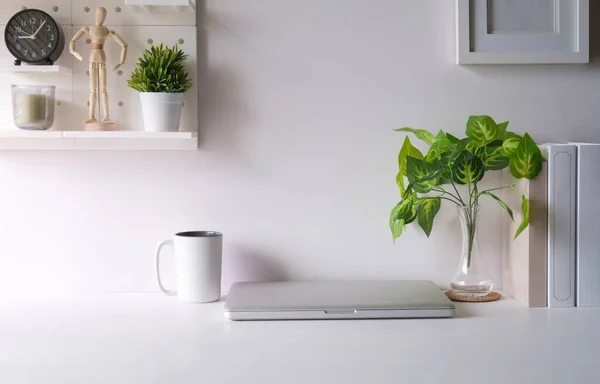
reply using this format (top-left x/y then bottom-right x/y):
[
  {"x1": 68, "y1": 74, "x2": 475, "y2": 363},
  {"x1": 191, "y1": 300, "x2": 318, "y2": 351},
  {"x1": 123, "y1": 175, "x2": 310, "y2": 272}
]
[{"x1": 155, "y1": 231, "x2": 223, "y2": 303}]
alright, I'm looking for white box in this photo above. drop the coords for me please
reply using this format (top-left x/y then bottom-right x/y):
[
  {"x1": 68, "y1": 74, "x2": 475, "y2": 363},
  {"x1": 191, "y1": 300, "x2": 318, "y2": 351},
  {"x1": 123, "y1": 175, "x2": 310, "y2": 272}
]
[{"x1": 502, "y1": 165, "x2": 548, "y2": 307}]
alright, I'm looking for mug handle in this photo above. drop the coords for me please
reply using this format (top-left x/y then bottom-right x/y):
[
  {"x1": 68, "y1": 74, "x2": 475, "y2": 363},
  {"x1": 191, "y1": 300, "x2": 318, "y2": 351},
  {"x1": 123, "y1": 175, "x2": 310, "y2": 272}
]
[{"x1": 155, "y1": 239, "x2": 177, "y2": 296}]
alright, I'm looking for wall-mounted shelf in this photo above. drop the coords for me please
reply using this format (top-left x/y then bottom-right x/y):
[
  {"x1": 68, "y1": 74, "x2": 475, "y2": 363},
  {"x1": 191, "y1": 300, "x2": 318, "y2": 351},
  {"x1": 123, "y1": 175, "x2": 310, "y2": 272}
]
[
  {"x1": 125, "y1": 0, "x2": 195, "y2": 12},
  {"x1": 0, "y1": 65, "x2": 71, "y2": 74},
  {"x1": 0, "y1": 130, "x2": 197, "y2": 151}
]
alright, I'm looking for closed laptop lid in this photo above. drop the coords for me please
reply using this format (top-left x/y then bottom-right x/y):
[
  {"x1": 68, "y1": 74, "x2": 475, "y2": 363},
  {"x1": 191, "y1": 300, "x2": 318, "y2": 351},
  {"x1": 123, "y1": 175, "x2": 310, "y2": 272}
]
[{"x1": 224, "y1": 280, "x2": 454, "y2": 313}]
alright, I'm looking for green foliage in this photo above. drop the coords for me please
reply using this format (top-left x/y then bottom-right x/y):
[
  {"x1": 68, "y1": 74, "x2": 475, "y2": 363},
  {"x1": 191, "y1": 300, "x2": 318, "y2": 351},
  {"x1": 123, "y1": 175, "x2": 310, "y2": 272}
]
[
  {"x1": 483, "y1": 147, "x2": 510, "y2": 170},
  {"x1": 391, "y1": 115, "x2": 545, "y2": 241},
  {"x1": 390, "y1": 199, "x2": 417, "y2": 242},
  {"x1": 452, "y1": 151, "x2": 485, "y2": 185},
  {"x1": 479, "y1": 191, "x2": 514, "y2": 220},
  {"x1": 127, "y1": 44, "x2": 193, "y2": 93},
  {"x1": 406, "y1": 156, "x2": 439, "y2": 194},
  {"x1": 430, "y1": 130, "x2": 453, "y2": 152},
  {"x1": 393, "y1": 127, "x2": 436, "y2": 145},
  {"x1": 397, "y1": 137, "x2": 423, "y2": 194},
  {"x1": 514, "y1": 195, "x2": 529, "y2": 239},
  {"x1": 446, "y1": 133, "x2": 459, "y2": 144},
  {"x1": 416, "y1": 198, "x2": 441, "y2": 237},
  {"x1": 502, "y1": 132, "x2": 522, "y2": 156},
  {"x1": 509, "y1": 133, "x2": 545, "y2": 179},
  {"x1": 466, "y1": 115, "x2": 506, "y2": 144}
]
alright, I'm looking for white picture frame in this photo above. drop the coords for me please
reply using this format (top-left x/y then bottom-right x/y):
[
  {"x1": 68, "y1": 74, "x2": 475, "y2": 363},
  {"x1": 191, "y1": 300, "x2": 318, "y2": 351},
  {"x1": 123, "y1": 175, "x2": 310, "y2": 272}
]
[{"x1": 456, "y1": 0, "x2": 589, "y2": 65}]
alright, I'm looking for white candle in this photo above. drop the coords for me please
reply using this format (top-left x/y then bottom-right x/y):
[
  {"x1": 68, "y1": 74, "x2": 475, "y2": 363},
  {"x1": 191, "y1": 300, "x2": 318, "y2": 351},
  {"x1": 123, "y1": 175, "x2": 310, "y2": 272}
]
[
  {"x1": 15, "y1": 94, "x2": 53, "y2": 127},
  {"x1": 12, "y1": 85, "x2": 57, "y2": 130}
]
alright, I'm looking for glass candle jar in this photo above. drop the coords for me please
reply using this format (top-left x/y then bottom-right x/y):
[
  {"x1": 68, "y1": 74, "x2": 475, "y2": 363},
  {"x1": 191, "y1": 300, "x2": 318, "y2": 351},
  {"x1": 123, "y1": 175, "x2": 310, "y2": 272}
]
[{"x1": 11, "y1": 85, "x2": 56, "y2": 130}]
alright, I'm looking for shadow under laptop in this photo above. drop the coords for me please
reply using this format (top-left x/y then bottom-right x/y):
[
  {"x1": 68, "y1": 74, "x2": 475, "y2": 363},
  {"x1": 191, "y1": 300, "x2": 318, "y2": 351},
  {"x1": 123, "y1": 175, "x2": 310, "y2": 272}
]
[{"x1": 451, "y1": 303, "x2": 472, "y2": 319}]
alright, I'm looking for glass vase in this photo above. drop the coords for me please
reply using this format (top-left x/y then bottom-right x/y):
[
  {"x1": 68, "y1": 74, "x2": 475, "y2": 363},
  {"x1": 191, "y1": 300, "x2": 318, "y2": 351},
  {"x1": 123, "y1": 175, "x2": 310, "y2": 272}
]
[{"x1": 450, "y1": 205, "x2": 493, "y2": 296}]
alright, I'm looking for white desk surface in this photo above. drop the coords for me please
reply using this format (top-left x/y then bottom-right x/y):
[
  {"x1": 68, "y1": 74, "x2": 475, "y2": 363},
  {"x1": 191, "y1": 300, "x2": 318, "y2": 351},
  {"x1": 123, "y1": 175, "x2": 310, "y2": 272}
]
[{"x1": 1, "y1": 294, "x2": 599, "y2": 384}]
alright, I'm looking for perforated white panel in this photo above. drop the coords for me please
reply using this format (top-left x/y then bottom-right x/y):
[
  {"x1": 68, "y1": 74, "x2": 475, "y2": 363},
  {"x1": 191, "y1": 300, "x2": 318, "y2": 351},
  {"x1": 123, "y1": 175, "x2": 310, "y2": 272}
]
[
  {"x1": 71, "y1": 26, "x2": 197, "y2": 131},
  {"x1": 0, "y1": 1, "x2": 71, "y2": 25},
  {"x1": 71, "y1": 0, "x2": 195, "y2": 26},
  {"x1": 0, "y1": 1, "x2": 197, "y2": 133},
  {"x1": 0, "y1": 25, "x2": 75, "y2": 131}
]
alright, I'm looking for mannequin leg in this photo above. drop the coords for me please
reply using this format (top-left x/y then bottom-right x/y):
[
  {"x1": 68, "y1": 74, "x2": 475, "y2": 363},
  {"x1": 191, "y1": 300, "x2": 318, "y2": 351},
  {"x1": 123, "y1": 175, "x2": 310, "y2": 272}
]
[
  {"x1": 99, "y1": 63, "x2": 110, "y2": 122},
  {"x1": 85, "y1": 63, "x2": 98, "y2": 124}
]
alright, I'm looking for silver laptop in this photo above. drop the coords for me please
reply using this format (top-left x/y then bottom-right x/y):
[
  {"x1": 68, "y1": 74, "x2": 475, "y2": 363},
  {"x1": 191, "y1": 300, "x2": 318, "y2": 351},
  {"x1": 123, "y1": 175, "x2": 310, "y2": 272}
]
[{"x1": 224, "y1": 280, "x2": 455, "y2": 320}]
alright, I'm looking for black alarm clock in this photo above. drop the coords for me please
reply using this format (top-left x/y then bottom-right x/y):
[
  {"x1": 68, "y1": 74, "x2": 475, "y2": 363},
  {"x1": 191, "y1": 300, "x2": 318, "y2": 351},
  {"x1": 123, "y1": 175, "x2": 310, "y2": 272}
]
[{"x1": 4, "y1": 8, "x2": 65, "y2": 65}]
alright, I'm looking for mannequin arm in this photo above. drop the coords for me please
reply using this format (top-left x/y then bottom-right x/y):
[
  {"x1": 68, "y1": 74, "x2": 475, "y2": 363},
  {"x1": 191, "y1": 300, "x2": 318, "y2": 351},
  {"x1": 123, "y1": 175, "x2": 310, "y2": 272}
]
[
  {"x1": 109, "y1": 30, "x2": 128, "y2": 71},
  {"x1": 69, "y1": 27, "x2": 89, "y2": 61}
]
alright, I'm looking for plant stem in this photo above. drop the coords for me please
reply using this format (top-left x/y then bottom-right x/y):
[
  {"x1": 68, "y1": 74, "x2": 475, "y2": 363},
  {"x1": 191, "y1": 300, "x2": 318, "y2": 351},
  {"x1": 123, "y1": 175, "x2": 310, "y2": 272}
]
[
  {"x1": 431, "y1": 188, "x2": 462, "y2": 205},
  {"x1": 511, "y1": 179, "x2": 521, "y2": 194},
  {"x1": 439, "y1": 196, "x2": 461, "y2": 205},
  {"x1": 467, "y1": 207, "x2": 477, "y2": 268},
  {"x1": 463, "y1": 183, "x2": 479, "y2": 269},
  {"x1": 450, "y1": 180, "x2": 466, "y2": 206},
  {"x1": 465, "y1": 184, "x2": 480, "y2": 268},
  {"x1": 419, "y1": 195, "x2": 458, "y2": 205},
  {"x1": 480, "y1": 185, "x2": 511, "y2": 194},
  {"x1": 467, "y1": 180, "x2": 472, "y2": 201}
]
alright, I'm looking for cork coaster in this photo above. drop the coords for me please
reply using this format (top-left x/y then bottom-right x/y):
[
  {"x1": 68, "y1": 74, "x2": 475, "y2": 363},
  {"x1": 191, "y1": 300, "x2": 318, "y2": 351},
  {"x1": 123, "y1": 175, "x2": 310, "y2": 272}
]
[{"x1": 445, "y1": 290, "x2": 501, "y2": 302}]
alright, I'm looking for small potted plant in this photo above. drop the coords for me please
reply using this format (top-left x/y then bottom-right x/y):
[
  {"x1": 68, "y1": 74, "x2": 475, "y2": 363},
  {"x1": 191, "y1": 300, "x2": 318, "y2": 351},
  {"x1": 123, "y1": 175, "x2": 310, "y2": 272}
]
[
  {"x1": 127, "y1": 44, "x2": 193, "y2": 132},
  {"x1": 391, "y1": 115, "x2": 545, "y2": 297}
]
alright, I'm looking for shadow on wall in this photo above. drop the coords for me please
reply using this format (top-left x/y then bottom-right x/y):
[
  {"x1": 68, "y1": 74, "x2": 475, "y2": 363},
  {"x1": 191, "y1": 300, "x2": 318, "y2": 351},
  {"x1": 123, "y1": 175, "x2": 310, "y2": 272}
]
[
  {"x1": 222, "y1": 245, "x2": 290, "y2": 293},
  {"x1": 199, "y1": 67, "x2": 250, "y2": 154},
  {"x1": 196, "y1": 0, "x2": 252, "y2": 157},
  {"x1": 590, "y1": 0, "x2": 600, "y2": 63},
  {"x1": 194, "y1": 1, "x2": 288, "y2": 292}
]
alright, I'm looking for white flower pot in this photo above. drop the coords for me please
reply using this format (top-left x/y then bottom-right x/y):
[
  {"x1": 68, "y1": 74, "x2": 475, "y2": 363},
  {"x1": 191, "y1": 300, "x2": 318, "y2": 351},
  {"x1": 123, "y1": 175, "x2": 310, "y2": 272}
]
[{"x1": 139, "y1": 92, "x2": 185, "y2": 132}]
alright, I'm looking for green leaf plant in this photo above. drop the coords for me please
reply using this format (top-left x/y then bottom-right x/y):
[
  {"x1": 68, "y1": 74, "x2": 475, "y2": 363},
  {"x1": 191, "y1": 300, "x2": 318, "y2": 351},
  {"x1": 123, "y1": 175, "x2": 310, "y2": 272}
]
[
  {"x1": 390, "y1": 115, "x2": 545, "y2": 267},
  {"x1": 127, "y1": 44, "x2": 193, "y2": 93}
]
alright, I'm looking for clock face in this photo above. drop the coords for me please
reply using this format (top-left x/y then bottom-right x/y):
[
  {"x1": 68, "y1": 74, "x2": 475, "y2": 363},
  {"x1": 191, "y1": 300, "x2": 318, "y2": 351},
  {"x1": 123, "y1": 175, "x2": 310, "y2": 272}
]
[{"x1": 4, "y1": 9, "x2": 62, "y2": 64}]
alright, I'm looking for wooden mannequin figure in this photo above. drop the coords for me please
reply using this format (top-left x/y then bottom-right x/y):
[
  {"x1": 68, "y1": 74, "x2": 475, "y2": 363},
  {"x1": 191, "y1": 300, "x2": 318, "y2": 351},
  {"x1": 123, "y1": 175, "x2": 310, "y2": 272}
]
[{"x1": 70, "y1": 7, "x2": 127, "y2": 131}]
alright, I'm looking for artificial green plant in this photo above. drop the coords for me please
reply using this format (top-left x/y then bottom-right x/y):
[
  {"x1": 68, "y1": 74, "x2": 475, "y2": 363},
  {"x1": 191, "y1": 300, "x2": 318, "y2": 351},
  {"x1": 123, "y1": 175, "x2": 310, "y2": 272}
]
[
  {"x1": 390, "y1": 115, "x2": 545, "y2": 267},
  {"x1": 127, "y1": 44, "x2": 193, "y2": 93}
]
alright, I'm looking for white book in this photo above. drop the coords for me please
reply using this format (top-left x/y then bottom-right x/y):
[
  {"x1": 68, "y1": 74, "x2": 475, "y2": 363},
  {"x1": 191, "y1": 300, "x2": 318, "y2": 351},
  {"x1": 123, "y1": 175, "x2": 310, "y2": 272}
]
[
  {"x1": 573, "y1": 143, "x2": 600, "y2": 307},
  {"x1": 544, "y1": 144, "x2": 577, "y2": 308},
  {"x1": 501, "y1": 165, "x2": 548, "y2": 307}
]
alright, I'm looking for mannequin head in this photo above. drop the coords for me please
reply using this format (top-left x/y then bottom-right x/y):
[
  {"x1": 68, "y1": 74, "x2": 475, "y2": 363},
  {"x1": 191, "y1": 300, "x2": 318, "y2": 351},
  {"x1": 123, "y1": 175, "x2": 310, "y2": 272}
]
[{"x1": 95, "y1": 7, "x2": 107, "y2": 26}]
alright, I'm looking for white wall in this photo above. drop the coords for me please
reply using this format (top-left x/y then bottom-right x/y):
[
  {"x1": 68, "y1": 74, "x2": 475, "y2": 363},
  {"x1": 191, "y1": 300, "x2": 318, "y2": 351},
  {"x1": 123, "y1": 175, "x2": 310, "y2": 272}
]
[{"x1": 1, "y1": 0, "x2": 600, "y2": 296}]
